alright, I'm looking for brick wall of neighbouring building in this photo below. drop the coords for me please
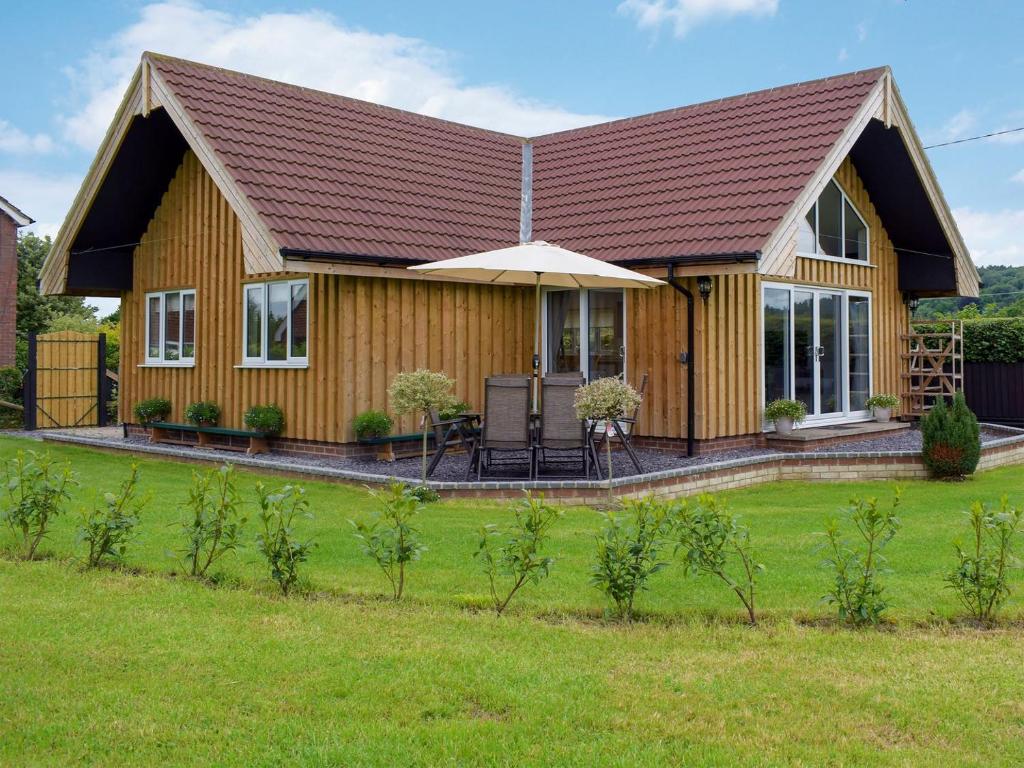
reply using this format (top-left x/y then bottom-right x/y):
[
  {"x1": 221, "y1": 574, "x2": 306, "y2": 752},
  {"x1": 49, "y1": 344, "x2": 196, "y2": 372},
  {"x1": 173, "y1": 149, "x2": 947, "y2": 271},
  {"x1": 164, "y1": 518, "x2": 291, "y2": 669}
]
[{"x1": 0, "y1": 212, "x2": 17, "y2": 368}]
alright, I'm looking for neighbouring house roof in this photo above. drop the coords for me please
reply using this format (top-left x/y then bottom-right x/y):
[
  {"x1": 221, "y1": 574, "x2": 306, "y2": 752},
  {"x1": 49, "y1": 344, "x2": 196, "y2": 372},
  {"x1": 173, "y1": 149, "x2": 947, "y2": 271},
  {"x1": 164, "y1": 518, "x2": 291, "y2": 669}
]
[
  {"x1": 40, "y1": 53, "x2": 979, "y2": 297},
  {"x1": 0, "y1": 194, "x2": 33, "y2": 227}
]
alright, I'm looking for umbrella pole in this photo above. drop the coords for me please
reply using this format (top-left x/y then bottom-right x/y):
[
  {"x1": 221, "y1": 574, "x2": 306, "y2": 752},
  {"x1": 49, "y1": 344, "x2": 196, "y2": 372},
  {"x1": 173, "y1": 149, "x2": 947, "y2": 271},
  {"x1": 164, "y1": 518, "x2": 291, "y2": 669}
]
[{"x1": 533, "y1": 274, "x2": 541, "y2": 407}]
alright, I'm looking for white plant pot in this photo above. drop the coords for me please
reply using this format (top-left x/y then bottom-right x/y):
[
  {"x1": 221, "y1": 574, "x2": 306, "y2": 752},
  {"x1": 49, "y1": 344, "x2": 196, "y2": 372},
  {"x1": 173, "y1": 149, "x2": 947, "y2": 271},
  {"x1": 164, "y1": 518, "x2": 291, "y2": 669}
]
[
  {"x1": 774, "y1": 416, "x2": 794, "y2": 436},
  {"x1": 874, "y1": 407, "x2": 892, "y2": 423}
]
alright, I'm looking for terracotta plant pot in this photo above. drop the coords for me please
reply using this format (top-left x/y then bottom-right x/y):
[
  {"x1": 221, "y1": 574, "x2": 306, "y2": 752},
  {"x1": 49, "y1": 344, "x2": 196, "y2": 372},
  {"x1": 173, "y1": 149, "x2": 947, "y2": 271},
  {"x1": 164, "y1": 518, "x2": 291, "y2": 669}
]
[
  {"x1": 874, "y1": 407, "x2": 892, "y2": 423},
  {"x1": 774, "y1": 416, "x2": 794, "y2": 436}
]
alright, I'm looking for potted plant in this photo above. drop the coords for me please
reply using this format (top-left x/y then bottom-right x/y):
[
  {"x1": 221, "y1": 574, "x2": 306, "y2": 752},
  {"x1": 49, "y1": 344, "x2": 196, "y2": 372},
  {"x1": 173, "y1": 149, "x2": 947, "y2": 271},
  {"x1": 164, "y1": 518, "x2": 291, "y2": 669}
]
[
  {"x1": 133, "y1": 397, "x2": 172, "y2": 424},
  {"x1": 353, "y1": 409, "x2": 393, "y2": 441},
  {"x1": 764, "y1": 399, "x2": 806, "y2": 436},
  {"x1": 865, "y1": 393, "x2": 899, "y2": 423},
  {"x1": 574, "y1": 377, "x2": 643, "y2": 500},
  {"x1": 184, "y1": 400, "x2": 221, "y2": 427},
  {"x1": 388, "y1": 370, "x2": 457, "y2": 484},
  {"x1": 243, "y1": 404, "x2": 285, "y2": 436}
]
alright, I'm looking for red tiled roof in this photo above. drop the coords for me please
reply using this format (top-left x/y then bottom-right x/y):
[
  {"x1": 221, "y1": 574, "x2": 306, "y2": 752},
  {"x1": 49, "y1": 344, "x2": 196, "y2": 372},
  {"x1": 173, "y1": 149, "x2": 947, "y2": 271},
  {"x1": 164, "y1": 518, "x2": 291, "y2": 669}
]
[
  {"x1": 153, "y1": 55, "x2": 523, "y2": 262},
  {"x1": 152, "y1": 55, "x2": 885, "y2": 264},
  {"x1": 531, "y1": 68, "x2": 886, "y2": 261}
]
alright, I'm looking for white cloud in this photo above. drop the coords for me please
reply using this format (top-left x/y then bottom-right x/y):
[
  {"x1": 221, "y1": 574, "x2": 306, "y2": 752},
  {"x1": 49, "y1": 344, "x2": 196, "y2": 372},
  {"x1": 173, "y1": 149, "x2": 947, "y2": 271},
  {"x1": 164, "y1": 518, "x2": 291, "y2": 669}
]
[
  {"x1": 939, "y1": 108, "x2": 978, "y2": 142},
  {"x1": 856, "y1": 21, "x2": 868, "y2": 43},
  {"x1": 0, "y1": 169, "x2": 81, "y2": 237},
  {"x1": 953, "y1": 207, "x2": 1024, "y2": 267},
  {"x1": 59, "y1": 1, "x2": 611, "y2": 151},
  {"x1": 0, "y1": 120, "x2": 54, "y2": 154},
  {"x1": 1012, "y1": 169, "x2": 1024, "y2": 184},
  {"x1": 617, "y1": 0, "x2": 778, "y2": 38},
  {"x1": 837, "y1": 47, "x2": 849, "y2": 62}
]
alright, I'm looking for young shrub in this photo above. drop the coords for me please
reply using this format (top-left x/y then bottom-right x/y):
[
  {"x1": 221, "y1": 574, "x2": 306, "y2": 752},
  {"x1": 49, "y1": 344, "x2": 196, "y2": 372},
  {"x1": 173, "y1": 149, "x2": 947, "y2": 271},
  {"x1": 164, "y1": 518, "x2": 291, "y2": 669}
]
[
  {"x1": 388, "y1": 370, "x2": 457, "y2": 484},
  {"x1": 675, "y1": 494, "x2": 763, "y2": 625},
  {"x1": 574, "y1": 377, "x2": 643, "y2": 497},
  {"x1": 353, "y1": 409, "x2": 393, "y2": 440},
  {"x1": 184, "y1": 400, "x2": 221, "y2": 426},
  {"x1": 820, "y1": 488, "x2": 902, "y2": 626},
  {"x1": 2, "y1": 450, "x2": 77, "y2": 559},
  {"x1": 133, "y1": 397, "x2": 171, "y2": 424},
  {"x1": 254, "y1": 482, "x2": 314, "y2": 595},
  {"x1": 475, "y1": 493, "x2": 561, "y2": 615},
  {"x1": 409, "y1": 485, "x2": 440, "y2": 504},
  {"x1": 78, "y1": 463, "x2": 147, "y2": 568},
  {"x1": 351, "y1": 481, "x2": 427, "y2": 599},
  {"x1": 590, "y1": 496, "x2": 675, "y2": 620},
  {"x1": 921, "y1": 392, "x2": 981, "y2": 480},
  {"x1": 945, "y1": 497, "x2": 1024, "y2": 623},
  {"x1": 244, "y1": 404, "x2": 285, "y2": 435},
  {"x1": 179, "y1": 465, "x2": 246, "y2": 578}
]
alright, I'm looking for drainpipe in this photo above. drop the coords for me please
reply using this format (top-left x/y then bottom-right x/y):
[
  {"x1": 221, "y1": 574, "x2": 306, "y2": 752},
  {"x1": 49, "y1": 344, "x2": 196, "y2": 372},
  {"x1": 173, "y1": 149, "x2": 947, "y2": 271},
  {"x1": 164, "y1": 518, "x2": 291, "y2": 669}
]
[{"x1": 666, "y1": 264, "x2": 696, "y2": 457}]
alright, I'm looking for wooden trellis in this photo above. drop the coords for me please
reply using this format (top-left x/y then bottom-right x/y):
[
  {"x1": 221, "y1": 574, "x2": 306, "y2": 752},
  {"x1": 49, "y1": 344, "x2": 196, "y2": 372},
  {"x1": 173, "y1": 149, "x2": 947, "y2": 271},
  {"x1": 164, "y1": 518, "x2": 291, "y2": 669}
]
[{"x1": 900, "y1": 321, "x2": 963, "y2": 418}]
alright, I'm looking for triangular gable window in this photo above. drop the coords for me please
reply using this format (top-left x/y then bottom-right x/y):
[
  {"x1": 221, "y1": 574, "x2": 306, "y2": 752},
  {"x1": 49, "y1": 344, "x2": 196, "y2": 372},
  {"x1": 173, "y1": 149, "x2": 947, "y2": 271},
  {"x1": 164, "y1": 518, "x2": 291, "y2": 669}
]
[{"x1": 797, "y1": 180, "x2": 869, "y2": 262}]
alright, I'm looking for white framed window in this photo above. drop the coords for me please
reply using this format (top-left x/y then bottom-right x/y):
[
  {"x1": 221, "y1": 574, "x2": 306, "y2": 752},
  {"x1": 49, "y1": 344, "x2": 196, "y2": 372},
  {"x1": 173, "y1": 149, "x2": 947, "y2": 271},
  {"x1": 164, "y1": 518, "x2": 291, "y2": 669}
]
[
  {"x1": 241, "y1": 279, "x2": 309, "y2": 367},
  {"x1": 797, "y1": 179, "x2": 870, "y2": 263},
  {"x1": 144, "y1": 289, "x2": 196, "y2": 365},
  {"x1": 761, "y1": 282, "x2": 872, "y2": 428},
  {"x1": 541, "y1": 288, "x2": 626, "y2": 381}
]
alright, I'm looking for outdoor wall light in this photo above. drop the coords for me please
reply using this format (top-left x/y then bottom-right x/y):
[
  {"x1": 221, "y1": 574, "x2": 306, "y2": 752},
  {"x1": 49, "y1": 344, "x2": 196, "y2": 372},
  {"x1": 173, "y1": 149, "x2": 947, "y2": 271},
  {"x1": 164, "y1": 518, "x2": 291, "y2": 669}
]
[
  {"x1": 697, "y1": 275, "x2": 713, "y2": 303},
  {"x1": 903, "y1": 293, "x2": 920, "y2": 316}
]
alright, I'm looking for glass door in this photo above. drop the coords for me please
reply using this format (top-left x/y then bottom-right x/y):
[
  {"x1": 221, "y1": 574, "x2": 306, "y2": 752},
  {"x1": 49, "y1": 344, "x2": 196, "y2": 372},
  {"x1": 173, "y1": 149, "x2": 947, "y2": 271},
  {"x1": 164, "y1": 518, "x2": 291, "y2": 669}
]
[
  {"x1": 762, "y1": 284, "x2": 871, "y2": 425},
  {"x1": 544, "y1": 288, "x2": 626, "y2": 381}
]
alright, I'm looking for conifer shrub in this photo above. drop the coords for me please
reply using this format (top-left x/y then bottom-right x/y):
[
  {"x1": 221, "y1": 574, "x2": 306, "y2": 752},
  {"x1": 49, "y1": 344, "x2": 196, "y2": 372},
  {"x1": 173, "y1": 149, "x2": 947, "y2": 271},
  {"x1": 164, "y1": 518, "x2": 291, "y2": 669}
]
[{"x1": 921, "y1": 392, "x2": 981, "y2": 480}]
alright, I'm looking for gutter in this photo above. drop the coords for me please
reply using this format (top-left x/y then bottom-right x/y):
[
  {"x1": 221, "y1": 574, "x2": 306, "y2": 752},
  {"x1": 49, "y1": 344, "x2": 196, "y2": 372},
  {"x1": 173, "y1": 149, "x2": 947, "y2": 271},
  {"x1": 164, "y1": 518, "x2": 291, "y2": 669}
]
[
  {"x1": 280, "y1": 248, "x2": 416, "y2": 269},
  {"x1": 666, "y1": 263, "x2": 696, "y2": 458},
  {"x1": 616, "y1": 251, "x2": 760, "y2": 269}
]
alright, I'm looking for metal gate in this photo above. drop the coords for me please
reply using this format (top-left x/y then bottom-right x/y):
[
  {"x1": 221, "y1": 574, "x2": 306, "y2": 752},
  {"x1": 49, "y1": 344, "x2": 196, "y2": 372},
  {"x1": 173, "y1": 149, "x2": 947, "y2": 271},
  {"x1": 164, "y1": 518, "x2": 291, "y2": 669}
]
[{"x1": 23, "y1": 331, "x2": 109, "y2": 429}]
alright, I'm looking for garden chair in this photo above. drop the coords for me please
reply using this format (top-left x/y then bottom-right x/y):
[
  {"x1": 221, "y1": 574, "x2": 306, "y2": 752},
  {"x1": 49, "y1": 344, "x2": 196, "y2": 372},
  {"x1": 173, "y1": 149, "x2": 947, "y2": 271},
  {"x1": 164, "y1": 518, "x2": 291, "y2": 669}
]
[
  {"x1": 534, "y1": 375, "x2": 596, "y2": 478},
  {"x1": 426, "y1": 408, "x2": 479, "y2": 477},
  {"x1": 595, "y1": 371, "x2": 647, "y2": 474},
  {"x1": 469, "y1": 375, "x2": 533, "y2": 480}
]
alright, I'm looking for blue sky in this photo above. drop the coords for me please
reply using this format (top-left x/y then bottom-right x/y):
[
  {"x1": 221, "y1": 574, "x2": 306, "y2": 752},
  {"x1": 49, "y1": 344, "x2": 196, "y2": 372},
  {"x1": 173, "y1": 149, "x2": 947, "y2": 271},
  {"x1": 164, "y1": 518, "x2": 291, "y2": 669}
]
[{"x1": 2, "y1": 0, "x2": 1022, "y2": 313}]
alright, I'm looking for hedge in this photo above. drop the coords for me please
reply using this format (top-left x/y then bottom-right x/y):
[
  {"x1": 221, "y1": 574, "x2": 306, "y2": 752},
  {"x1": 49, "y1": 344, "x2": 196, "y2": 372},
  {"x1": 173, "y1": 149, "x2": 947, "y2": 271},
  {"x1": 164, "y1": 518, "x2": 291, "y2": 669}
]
[{"x1": 914, "y1": 319, "x2": 1024, "y2": 364}]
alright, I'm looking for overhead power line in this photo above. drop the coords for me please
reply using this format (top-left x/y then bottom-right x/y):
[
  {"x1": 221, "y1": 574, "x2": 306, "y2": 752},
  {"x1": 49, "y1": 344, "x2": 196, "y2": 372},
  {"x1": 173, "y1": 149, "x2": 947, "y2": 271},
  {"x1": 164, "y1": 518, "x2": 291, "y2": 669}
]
[{"x1": 924, "y1": 126, "x2": 1024, "y2": 149}]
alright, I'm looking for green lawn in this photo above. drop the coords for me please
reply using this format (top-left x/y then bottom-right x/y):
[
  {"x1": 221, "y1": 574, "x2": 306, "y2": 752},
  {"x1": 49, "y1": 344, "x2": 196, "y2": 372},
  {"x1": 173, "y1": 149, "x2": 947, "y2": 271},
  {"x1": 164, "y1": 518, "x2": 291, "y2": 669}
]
[{"x1": 2, "y1": 434, "x2": 1024, "y2": 766}]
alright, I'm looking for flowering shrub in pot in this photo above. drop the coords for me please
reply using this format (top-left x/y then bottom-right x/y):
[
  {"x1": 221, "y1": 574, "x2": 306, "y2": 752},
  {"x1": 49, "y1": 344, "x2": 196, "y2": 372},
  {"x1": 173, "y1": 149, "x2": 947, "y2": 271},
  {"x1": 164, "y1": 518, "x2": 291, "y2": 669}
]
[
  {"x1": 865, "y1": 393, "x2": 899, "y2": 423},
  {"x1": 764, "y1": 399, "x2": 806, "y2": 436}
]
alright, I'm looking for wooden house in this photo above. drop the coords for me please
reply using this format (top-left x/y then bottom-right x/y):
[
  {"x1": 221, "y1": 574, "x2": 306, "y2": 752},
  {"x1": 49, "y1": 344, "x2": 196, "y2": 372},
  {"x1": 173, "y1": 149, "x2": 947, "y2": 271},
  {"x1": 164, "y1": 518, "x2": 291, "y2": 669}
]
[{"x1": 40, "y1": 53, "x2": 979, "y2": 456}]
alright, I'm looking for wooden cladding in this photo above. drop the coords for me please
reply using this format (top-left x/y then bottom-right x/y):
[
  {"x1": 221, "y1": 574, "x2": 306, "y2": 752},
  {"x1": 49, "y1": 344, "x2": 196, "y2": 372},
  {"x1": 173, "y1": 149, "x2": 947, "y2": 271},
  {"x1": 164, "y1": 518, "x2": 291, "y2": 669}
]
[
  {"x1": 121, "y1": 151, "x2": 533, "y2": 442},
  {"x1": 122, "y1": 151, "x2": 910, "y2": 446},
  {"x1": 32, "y1": 331, "x2": 101, "y2": 428}
]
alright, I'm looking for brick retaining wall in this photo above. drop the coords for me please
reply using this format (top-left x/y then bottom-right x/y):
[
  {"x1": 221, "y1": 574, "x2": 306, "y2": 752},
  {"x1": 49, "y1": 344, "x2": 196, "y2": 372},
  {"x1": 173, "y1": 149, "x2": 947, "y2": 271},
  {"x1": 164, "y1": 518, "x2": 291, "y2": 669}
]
[{"x1": 39, "y1": 424, "x2": 1024, "y2": 506}]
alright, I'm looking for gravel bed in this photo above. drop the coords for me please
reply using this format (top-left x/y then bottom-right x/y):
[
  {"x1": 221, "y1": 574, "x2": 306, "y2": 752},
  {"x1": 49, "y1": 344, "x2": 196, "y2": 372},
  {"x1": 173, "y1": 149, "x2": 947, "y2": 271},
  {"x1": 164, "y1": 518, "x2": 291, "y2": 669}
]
[{"x1": 812, "y1": 426, "x2": 1008, "y2": 454}]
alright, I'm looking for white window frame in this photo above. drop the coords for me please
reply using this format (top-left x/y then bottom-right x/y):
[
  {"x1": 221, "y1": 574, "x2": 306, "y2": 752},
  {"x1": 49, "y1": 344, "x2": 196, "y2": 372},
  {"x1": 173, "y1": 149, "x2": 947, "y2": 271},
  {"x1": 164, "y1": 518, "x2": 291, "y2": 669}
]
[
  {"x1": 240, "y1": 278, "x2": 309, "y2": 368},
  {"x1": 540, "y1": 287, "x2": 627, "y2": 382},
  {"x1": 797, "y1": 178, "x2": 872, "y2": 266},
  {"x1": 759, "y1": 282, "x2": 873, "y2": 430},
  {"x1": 142, "y1": 289, "x2": 196, "y2": 367}
]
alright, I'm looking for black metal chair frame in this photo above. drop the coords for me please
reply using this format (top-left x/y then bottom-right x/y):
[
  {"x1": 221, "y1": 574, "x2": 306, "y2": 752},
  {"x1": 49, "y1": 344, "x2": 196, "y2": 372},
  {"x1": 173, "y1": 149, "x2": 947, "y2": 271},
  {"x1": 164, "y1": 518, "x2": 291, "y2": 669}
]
[{"x1": 469, "y1": 376, "x2": 534, "y2": 481}]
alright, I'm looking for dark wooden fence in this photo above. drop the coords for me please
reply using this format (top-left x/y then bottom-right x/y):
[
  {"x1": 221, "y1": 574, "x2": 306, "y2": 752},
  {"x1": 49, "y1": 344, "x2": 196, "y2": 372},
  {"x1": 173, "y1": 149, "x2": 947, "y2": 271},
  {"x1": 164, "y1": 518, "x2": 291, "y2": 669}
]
[{"x1": 964, "y1": 362, "x2": 1024, "y2": 427}]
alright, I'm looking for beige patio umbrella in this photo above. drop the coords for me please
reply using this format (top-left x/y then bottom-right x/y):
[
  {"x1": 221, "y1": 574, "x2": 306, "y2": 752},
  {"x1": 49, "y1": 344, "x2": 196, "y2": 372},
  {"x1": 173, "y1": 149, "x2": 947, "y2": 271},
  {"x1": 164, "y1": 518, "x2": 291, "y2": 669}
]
[{"x1": 408, "y1": 241, "x2": 665, "y2": 400}]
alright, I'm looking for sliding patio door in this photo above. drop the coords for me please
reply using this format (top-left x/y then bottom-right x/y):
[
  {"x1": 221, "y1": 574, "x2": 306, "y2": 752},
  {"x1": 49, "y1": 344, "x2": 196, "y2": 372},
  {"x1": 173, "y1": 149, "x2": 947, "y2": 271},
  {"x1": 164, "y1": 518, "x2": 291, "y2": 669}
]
[{"x1": 762, "y1": 284, "x2": 871, "y2": 425}]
